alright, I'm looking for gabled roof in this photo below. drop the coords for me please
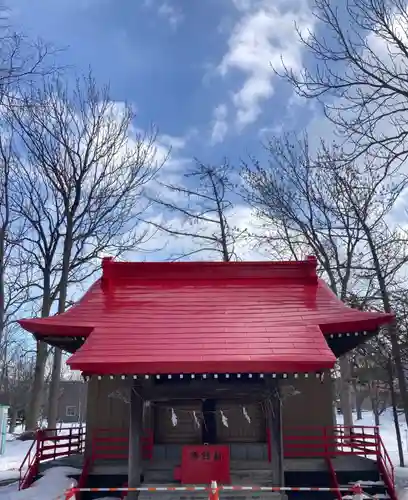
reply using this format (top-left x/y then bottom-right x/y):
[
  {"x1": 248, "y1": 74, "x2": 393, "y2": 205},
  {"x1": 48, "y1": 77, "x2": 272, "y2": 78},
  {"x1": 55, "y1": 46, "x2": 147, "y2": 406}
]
[{"x1": 18, "y1": 257, "x2": 394, "y2": 375}]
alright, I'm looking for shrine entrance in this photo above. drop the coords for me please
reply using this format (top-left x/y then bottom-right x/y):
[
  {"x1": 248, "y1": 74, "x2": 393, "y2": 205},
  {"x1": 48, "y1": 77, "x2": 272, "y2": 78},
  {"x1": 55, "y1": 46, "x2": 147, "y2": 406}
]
[{"x1": 202, "y1": 398, "x2": 217, "y2": 444}]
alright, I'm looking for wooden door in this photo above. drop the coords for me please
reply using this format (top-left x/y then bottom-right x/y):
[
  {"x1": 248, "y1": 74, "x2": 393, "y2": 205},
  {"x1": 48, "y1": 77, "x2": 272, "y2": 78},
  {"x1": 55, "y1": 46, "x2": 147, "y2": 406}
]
[
  {"x1": 215, "y1": 400, "x2": 266, "y2": 443},
  {"x1": 154, "y1": 400, "x2": 202, "y2": 444}
]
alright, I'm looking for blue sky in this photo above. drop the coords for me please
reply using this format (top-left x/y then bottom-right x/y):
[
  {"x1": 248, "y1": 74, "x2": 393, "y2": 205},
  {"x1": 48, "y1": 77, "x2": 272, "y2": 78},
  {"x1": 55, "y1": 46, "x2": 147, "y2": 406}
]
[
  {"x1": 7, "y1": 0, "x2": 322, "y2": 263},
  {"x1": 8, "y1": 0, "x2": 316, "y2": 166}
]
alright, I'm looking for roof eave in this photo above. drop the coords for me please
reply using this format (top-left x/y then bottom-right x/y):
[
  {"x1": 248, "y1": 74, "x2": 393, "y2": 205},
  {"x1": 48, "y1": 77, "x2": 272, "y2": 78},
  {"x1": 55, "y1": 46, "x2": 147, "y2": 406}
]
[
  {"x1": 66, "y1": 357, "x2": 336, "y2": 376},
  {"x1": 321, "y1": 312, "x2": 394, "y2": 335},
  {"x1": 18, "y1": 318, "x2": 94, "y2": 338}
]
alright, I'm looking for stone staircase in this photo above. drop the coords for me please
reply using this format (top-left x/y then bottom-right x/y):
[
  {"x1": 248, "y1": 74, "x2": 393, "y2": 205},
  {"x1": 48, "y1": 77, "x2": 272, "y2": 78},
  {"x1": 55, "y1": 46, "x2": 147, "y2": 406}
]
[{"x1": 140, "y1": 460, "x2": 278, "y2": 500}]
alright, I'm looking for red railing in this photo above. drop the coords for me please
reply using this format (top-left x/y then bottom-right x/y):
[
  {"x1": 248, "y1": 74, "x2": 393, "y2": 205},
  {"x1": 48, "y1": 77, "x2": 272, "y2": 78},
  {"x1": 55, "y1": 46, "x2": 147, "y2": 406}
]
[
  {"x1": 19, "y1": 438, "x2": 40, "y2": 489},
  {"x1": 281, "y1": 425, "x2": 396, "y2": 500},
  {"x1": 376, "y1": 431, "x2": 396, "y2": 500},
  {"x1": 76, "y1": 456, "x2": 91, "y2": 500},
  {"x1": 91, "y1": 428, "x2": 128, "y2": 461},
  {"x1": 90, "y1": 427, "x2": 153, "y2": 462},
  {"x1": 283, "y1": 425, "x2": 379, "y2": 457},
  {"x1": 19, "y1": 426, "x2": 85, "y2": 490},
  {"x1": 19, "y1": 424, "x2": 396, "y2": 500}
]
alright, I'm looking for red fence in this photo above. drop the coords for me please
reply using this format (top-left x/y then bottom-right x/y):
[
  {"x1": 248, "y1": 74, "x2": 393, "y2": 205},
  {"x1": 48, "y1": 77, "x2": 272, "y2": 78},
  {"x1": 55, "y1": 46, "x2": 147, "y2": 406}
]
[
  {"x1": 282, "y1": 425, "x2": 394, "y2": 484},
  {"x1": 19, "y1": 424, "x2": 395, "y2": 500},
  {"x1": 19, "y1": 426, "x2": 85, "y2": 490}
]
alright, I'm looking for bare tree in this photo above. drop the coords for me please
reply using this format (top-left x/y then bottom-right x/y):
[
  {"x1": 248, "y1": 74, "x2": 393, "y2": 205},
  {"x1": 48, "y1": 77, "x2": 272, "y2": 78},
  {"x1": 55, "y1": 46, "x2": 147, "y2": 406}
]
[
  {"x1": 11, "y1": 72, "x2": 162, "y2": 429},
  {"x1": 242, "y1": 135, "x2": 368, "y2": 427},
  {"x1": 0, "y1": 23, "x2": 58, "y2": 426},
  {"x1": 280, "y1": 0, "x2": 408, "y2": 166},
  {"x1": 322, "y1": 158, "x2": 408, "y2": 429},
  {"x1": 243, "y1": 133, "x2": 408, "y2": 429},
  {"x1": 5, "y1": 344, "x2": 35, "y2": 433},
  {"x1": 148, "y1": 160, "x2": 245, "y2": 262},
  {"x1": 242, "y1": 134, "x2": 408, "y2": 424}
]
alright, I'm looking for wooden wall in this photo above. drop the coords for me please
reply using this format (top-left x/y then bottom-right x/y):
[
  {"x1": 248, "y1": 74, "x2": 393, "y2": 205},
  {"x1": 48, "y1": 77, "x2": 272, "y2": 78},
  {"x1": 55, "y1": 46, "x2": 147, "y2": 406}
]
[
  {"x1": 85, "y1": 376, "x2": 131, "y2": 455},
  {"x1": 282, "y1": 374, "x2": 335, "y2": 430},
  {"x1": 85, "y1": 371, "x2": 335, "y2": 452}
]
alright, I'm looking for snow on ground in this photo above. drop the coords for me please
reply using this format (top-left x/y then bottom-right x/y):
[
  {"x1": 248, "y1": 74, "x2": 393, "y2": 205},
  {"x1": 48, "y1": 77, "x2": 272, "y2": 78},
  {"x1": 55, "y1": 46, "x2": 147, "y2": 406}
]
[{"x1": 0, "y1": 467, "x2": 79, "y2": 500}]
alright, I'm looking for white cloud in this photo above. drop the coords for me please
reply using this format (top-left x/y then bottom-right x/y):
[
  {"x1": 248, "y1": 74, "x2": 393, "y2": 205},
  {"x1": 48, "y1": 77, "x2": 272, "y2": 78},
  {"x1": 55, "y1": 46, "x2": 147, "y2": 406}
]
[
  {"x1": 143, "y1": 0, "x2": 183, "y2": 29},
  {"x1": 217, "y1": 0, "x2": 314, "y2": 130},
  {"x1": 143, "y1": 204, "x2": 268, "y2": 261},
  {"x1": 211, "y1": 104, "x2": 229, "y2": 144},
  {"x1": 159, "y1": 133, "x2": 187, "y2": 151}
]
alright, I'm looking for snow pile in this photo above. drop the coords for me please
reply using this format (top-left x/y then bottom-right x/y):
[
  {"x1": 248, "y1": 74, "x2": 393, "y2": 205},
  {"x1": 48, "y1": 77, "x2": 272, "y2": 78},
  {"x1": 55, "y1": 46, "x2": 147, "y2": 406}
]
[
  {"x1": 0, "y1": 440, "x2": 32, "y2": 473},
  {"x1": 0, "y1": 466, "x2": 79, "y2": 499}
]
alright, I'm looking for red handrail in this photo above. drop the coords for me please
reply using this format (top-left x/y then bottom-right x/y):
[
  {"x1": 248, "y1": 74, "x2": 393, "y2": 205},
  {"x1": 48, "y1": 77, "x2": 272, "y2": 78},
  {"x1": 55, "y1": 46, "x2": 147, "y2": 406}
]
[
  {"x1": 18, "y1": 438, "x2": 38, "y2": 490},
  {"x1": 76, "y1": 456, "x2": 91, "y2": 500},
  {"x1": 375, "y1": 429, "x2": 396, "y2": 500},
  {"x1": 281, "y1": 425, "x2": 396, "y2": 500},
  {"x1": 19, "y1": 426, "x2": 85, "y2": 490}
]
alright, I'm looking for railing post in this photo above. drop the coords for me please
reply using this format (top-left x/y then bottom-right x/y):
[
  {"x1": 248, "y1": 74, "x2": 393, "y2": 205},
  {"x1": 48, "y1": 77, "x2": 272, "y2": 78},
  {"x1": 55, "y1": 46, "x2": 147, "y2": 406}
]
[
  {"x1": 36, "y1": 430, "x2": 44, "y2": 475},
  {"x1": 374, "y1": 426, "x2": 380, "y2": 456}
]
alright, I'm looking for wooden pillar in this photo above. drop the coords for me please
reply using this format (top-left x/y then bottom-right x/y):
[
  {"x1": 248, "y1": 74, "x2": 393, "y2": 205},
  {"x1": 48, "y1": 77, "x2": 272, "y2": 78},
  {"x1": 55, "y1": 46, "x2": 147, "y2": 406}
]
[
  {"x1": 128, "y1": 380, "x2": 143, "y2": 500},
  {"x1": 265, "y1": 379, "x2": 284, "y2": 486}
]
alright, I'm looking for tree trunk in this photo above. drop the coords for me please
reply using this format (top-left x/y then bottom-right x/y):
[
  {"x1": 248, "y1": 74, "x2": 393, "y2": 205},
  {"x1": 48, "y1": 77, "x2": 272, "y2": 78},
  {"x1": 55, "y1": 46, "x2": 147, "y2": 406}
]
[
  {"x1": 26, "y1": 341, "x2": 48, "y2": 430},
  {"x1": 8, "y1": 408, "x2": 17, "y2": 434},
  {"x1": 388, "y1": 360, "x2": 404, "y2": 467},
  {"x1": 339, "y1": 355, "x2": 353, "y2": 429},
  {"x1": 352, "y1": 380, "x2": 363, "y2": 420},
  {"x1": 46, "y1": 217, "x2": 73, "y2": 429},
  {"x1": 363, "y1": 225, "x2": 408, "y2": 427},
  {"x1": 46, "y1": 348, "x2": 62, "y2": 429},
  {"x1": 369, "y1": 382, "x2": 381, "y2": 426},
  {"x1": 387, "y1": 322, "x2": 408, "y2": 427}
]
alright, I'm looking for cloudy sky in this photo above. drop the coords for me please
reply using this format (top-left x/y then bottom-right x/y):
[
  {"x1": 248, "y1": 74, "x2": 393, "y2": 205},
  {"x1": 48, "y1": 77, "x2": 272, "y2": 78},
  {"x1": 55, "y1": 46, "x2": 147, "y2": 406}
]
[{"x1": 7, "y1": 0, "x2": 320, "y2": 260}]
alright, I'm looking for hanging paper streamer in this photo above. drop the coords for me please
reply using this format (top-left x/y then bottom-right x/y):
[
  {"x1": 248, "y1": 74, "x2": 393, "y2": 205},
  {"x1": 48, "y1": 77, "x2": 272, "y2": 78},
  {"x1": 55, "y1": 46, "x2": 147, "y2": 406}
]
[
  {"x1": 242, "y1": 406, "x2": 251, "y2": 423},
  {"x1": 171, "y1": 408, "x2": 178, "y2": 427},
  {"x1": 220, "y1": 410, "x2": 228, "y2": 428},
  {"x1": 108, "y1": 390, "x2": 130, "y2": 404},
  {"x1": 193, "y1": 411, "x2": 200, "y2": 428}
]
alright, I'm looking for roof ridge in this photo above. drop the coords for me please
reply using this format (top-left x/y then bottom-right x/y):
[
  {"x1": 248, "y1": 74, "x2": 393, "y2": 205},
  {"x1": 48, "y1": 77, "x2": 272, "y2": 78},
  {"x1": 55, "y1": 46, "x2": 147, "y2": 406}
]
[{"x1": 101, "y1": 256, "x2": 319, "y2": 285}]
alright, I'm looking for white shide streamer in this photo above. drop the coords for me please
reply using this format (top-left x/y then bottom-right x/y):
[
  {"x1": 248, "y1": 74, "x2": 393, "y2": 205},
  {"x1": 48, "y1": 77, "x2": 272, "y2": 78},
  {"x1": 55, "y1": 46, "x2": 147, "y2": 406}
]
[
  {"x1": 193, "y1": 411, "x2": 200, "y2": 428},
  {"x1": 242, "y1": 406, "x2": 251, "y2": 423},
  {"x1": 171, "y1": 408, "x2": 178, "y2": 427}
]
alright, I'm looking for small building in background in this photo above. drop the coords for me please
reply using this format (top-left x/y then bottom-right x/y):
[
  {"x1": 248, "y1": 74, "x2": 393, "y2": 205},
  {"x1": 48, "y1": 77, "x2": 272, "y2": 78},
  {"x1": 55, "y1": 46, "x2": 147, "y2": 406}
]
[{"x1": 57, "y1": 380, "x2": 87, "y2": 424}]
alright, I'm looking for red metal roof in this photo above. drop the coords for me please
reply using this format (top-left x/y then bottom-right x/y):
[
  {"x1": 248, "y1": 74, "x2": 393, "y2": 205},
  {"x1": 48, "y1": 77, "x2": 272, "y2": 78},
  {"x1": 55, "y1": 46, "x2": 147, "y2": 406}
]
[{"x1": 18, "y1": 257, "x2": 394, "y2": 375}]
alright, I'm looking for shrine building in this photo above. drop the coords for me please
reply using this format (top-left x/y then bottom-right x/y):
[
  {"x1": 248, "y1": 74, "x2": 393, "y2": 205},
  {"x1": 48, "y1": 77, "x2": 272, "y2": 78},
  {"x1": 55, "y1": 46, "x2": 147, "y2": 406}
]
[{"x1": 18, "y1": 257, "x2": 397, "y2": 500}]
